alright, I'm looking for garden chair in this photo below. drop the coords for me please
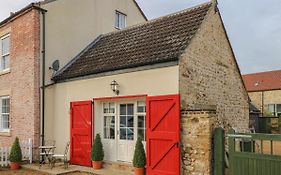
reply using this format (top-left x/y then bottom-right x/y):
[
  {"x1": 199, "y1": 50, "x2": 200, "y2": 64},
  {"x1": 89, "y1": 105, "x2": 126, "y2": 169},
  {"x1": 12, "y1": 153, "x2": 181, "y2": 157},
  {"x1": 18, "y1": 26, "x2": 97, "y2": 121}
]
[
  {"x1": 50, "y1": 142, "x2": 70, "y2": 169},
  {"x1": 39, "y1": 140, "x2": 56, "y2": 168}
]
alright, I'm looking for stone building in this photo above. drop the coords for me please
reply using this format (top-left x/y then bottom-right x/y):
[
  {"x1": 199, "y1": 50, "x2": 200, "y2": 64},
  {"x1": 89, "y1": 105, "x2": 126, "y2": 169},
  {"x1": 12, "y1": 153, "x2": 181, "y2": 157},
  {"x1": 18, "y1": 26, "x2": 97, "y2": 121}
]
[
  {"x1": 0, "y1": 0, "x2": 146, "y2": 147},
  {"x1": 243, "y1": 70, "x2": 281, "y2": 117},
  {"x1": 46, "y1": 1, "x2": 249, "y2": 174}
]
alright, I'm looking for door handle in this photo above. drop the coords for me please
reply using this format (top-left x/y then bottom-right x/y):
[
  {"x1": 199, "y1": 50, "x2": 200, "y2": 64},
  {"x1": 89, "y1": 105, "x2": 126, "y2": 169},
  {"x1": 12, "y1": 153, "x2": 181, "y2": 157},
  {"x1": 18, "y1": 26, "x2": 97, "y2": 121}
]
[{"x1": 175, "y1": 142, "x2": 180, "y2": 148}]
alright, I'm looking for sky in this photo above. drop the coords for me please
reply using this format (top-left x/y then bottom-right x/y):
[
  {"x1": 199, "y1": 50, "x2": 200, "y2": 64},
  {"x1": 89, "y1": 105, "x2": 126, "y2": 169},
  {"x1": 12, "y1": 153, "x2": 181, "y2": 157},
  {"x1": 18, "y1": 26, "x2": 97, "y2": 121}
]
[{"x1": 0, "y1": 0, "x2": 281, "y2": 74}]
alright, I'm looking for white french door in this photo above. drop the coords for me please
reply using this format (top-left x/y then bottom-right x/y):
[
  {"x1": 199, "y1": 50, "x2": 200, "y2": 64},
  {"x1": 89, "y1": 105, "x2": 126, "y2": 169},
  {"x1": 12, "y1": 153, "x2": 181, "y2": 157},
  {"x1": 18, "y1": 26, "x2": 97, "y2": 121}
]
[
  {"x1": 117, "y1": 103, "x2": 135, "y2": 162},
  {"x1": 102, "y1": 100, "x2": 146, "y2": 163}
]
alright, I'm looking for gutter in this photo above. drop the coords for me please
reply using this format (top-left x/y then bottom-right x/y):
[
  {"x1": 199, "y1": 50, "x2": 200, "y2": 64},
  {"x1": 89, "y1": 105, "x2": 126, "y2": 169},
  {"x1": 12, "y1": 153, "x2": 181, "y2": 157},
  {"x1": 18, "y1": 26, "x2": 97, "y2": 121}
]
[{"x1": 40, "y1": 9, "x2": 47, "y2": 147}]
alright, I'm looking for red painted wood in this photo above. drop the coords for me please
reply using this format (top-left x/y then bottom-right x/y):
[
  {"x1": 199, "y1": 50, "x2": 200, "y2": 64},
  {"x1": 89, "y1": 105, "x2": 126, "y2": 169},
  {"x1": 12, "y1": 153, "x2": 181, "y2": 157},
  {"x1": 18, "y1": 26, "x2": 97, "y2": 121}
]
[
  {"x1": 146, "y1": 94, "x2": 180, "y2": 175},
  {"x1": 70, "y1": 101, "x2": 93, "y2": 167},
  {"x1": 93, "y1": 94, "x2": 147, "y2": 101}
]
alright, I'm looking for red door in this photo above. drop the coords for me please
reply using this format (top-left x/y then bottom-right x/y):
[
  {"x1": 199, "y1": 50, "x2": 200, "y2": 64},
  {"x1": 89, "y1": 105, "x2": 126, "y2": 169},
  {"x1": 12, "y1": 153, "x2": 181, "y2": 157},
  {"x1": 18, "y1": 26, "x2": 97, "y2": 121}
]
[
  {"x1": 70, "y1": 101, "x2": 93, "y2": 167},
  {"x1": 146, "y1": 94, "x2": 180, "y2": 175}
]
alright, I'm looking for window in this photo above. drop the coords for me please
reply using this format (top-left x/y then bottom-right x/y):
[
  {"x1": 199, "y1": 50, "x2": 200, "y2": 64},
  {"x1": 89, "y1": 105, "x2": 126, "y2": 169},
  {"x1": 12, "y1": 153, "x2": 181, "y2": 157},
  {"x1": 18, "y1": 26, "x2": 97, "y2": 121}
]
[
  {"x1": 103, "y1": 102, "x2": 115, "y2": 139},
  {"x1": 0, "y1": 96, "x2": 10, "y2": 132},
  {"x1": 0, "y1": 35, "x2": 10, "y2": 71},
  {"x1": 137, "y1": 101, "x2": 146, "y2": 141},
  {"x1": 119, "y1": 104, "x2": 134, "y2": 140},
  {"x1": 267, "y1": 104, "x2": 281, "y2": 117},
  {"x1": 115, "y1": 11, "x2": 126, "y2": 29}
]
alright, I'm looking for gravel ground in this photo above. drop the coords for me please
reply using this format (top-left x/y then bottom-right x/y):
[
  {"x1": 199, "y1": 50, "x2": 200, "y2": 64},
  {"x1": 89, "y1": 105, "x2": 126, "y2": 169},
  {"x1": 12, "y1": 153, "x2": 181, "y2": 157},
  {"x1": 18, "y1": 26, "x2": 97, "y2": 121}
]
[{"x1": 0, "y1": 168, "x2": 94, "y2": 175}]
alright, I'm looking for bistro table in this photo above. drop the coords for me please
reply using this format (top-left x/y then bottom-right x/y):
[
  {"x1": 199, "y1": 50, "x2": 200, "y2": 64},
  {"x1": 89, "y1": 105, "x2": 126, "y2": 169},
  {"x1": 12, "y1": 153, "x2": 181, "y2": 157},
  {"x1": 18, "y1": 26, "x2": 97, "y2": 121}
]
[{"x1": 39, "y1": 145, "x2": 56, "y2": 168}]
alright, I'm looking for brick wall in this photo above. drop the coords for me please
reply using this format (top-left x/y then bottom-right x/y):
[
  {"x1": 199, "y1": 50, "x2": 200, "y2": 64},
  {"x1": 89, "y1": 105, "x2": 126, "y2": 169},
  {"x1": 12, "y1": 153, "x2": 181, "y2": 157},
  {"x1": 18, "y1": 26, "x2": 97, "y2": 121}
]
[
  {"x1": 181, "y1": 110, "x2": 216, "y2": 175},
  {"x1": 0, "y1": 9, "x2": 41, "y2": 148},
  {"x1": 179, "y1": 7, "x2": 249, "y2": 132},
  {"x1": 249, "y1": 90, "x2": 281, "y2": 113}
]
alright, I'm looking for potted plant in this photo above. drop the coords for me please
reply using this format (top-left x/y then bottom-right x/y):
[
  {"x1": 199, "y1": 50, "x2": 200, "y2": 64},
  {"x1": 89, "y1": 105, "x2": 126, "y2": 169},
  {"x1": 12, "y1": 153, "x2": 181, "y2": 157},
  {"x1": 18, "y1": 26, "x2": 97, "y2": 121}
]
[
  {"x1": 9, "y1": 137, "x2": 22, "y2": 170},
  {"x1": 91, "y1": 134, "x2": 104, "y2": 169},
  {"x1": 133, "y1": 137, "x2": 146, "y2": 175}
]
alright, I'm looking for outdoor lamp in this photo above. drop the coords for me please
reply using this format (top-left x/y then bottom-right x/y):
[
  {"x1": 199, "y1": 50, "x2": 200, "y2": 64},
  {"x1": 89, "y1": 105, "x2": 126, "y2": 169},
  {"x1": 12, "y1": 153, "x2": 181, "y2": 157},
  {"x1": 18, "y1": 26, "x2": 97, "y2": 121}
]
[{"x1": 110, "y1": 80, "x2": 119, "y2": 95}]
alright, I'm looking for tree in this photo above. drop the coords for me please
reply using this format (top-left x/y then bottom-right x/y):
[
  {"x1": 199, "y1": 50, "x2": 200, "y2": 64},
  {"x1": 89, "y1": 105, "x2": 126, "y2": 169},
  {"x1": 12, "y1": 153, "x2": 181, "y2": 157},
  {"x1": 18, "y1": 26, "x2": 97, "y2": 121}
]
[
  {"x1": 91, "y1": 134, "x2": 104, "y2": 161},
  {"x1": 133, "y1": 137, "x2": 146, "y2": 168},
  {"x1": 9, "y1": 137, "x2": 22, "y2": 163}
]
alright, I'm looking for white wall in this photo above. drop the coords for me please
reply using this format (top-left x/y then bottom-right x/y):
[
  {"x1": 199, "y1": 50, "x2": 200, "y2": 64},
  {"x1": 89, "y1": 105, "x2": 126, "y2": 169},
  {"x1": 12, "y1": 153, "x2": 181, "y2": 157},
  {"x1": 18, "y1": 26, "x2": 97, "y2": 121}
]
[
  {"x1": 42, "y1": 0, "x2": 146, "y2": 85},
  {"x1": 45, "y1": 66, "x2": 179, "y2": 154}
]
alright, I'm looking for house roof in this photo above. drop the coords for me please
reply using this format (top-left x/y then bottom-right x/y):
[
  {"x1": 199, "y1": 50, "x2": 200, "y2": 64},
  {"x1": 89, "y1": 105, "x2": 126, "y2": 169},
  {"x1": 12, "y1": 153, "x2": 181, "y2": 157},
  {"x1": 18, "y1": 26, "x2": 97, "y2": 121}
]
[
  {"x1": 53, "y1": 2, "x2": 212, "y2": 81},
  {"x1": 243, "y1": 70, "x2": 281, "y2": 92},
  {"x1": 0, "y1": 3, "x2": 46, "y2": 28}
]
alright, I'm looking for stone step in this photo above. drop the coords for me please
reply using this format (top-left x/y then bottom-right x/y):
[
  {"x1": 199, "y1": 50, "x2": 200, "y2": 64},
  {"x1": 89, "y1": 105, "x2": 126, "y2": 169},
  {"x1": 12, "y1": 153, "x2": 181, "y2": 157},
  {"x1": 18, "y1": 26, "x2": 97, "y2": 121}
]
[{"x1": 103, "y1": 160, "x2": 134, "y2": 173}]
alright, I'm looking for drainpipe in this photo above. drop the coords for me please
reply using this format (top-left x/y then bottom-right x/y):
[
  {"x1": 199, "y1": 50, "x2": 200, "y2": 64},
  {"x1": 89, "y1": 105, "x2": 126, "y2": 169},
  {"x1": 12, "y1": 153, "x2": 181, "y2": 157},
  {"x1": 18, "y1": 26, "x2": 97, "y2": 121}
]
[
  {"x1": 41, "y1": 10, "x2": 47, "y2": 147},
  {"x1": 261, "y1": 91, "x2": 264, "y2": 116}
]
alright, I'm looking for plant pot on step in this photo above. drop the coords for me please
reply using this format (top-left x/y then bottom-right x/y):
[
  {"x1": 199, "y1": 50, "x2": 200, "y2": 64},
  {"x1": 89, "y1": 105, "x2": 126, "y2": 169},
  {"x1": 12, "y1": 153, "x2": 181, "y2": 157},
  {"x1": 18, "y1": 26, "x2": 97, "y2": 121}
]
[
  {"x1": 91, "y1": 134, "x2": 104, "y2": 170},
  {"x1": 9, "y1": 137, "x2": 22, "y2": 170},
  {"x1": 10, "y1": 162, "x2": 21, "y2": 170},
  {"x1": 92, "y1": 161, "x2": 103, "y2": 169},
  {"x1": 134, "y1": 167, "x2": 145, "y2": 175},
  {"x1": 133, "y1": 137, "x2": 146, "y2": 175}
]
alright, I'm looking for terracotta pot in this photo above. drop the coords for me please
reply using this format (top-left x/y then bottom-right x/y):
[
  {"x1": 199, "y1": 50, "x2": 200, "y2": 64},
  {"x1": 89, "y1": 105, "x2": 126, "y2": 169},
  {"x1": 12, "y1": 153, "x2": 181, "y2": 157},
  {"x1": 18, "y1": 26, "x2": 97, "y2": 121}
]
[
  {"x1": 134, "y1": 167, "x2": 145, "y2": 175},
  {"x1": 10, "y1": 162, "x2": 20, "y2": 170},
  {"x1": 92, "y1": 161, "x2": 103, "y2": 169}
]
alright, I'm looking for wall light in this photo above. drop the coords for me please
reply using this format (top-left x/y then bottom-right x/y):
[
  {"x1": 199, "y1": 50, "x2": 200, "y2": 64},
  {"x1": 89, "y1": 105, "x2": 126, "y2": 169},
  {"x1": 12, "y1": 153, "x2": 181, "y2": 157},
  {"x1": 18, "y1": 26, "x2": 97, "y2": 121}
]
[{"x1": 110, "y1": 80, "x2": 119, "y2": 95}]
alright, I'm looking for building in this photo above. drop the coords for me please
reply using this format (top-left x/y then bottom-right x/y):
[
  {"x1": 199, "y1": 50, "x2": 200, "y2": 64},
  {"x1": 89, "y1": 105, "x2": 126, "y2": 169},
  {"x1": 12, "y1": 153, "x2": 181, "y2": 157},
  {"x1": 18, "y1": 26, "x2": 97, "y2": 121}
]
[
  {"x1": 243, "y1": 70, "x2": 281, "y2": 117},
  {"x1": 46, "y1": 2, "x2": 249, "y2": 174},
  {"x1": 0, "y1": 0, "x2": 146, "y2": 147}
]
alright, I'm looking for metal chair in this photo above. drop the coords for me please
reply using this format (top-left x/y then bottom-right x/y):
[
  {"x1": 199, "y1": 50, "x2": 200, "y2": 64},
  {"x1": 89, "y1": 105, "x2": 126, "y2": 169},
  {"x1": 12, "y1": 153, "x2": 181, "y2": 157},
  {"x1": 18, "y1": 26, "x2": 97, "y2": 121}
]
[
  {"x1": 50, "y1": 142, "x2": 70, "y2": 169},
  {"x1": 39, "y1": 140, "x2": 56, "y2": 168}
]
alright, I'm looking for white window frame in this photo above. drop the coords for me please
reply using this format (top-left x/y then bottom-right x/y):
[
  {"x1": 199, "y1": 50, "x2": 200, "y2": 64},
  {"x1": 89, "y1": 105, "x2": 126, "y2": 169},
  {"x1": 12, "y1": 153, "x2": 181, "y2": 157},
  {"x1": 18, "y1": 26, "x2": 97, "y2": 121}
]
[
  {"x1": 103, "y1": 102, "x2": 116, "y2": 140},
  {"x1": 0, "y1": 34, "x2": 10, "y2": 72},
  {"x1": 115, "y1": 11, "x2": 127, "y2": 29},
  {"x1": 0, "y1": 96, "x2": 10, "y2": 132},
  {"x1": 267, "y1": 104, "x2": 281, "y2": 117}
]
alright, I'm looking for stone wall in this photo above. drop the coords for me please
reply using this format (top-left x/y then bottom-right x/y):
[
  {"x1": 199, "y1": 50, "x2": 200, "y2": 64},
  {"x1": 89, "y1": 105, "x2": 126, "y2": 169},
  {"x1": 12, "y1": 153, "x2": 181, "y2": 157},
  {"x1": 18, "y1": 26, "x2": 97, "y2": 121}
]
[
  {"x1": 0, "y1": 9, "x2": 41, "y2": 148},
  {"x1": 179, "y1": 7, "x2": 249, "y2": 132},
  {"x1": 249, "y1": 90, "x2": 281, "y2": 114},
  {"x1": 181, "y1": 110, "x2": 217, "y2": 175}
]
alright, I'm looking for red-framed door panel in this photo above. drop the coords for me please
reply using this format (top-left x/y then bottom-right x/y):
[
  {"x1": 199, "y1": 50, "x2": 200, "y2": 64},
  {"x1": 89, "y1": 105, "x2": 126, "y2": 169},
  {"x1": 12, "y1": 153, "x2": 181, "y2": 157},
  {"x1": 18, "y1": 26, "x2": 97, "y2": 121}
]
[
  {"x1": 70, "y1": 101, "x2": 93, "y2": 167},
  {"x1": 146, "y1": 94, "x2": 180, "y2": 175}
]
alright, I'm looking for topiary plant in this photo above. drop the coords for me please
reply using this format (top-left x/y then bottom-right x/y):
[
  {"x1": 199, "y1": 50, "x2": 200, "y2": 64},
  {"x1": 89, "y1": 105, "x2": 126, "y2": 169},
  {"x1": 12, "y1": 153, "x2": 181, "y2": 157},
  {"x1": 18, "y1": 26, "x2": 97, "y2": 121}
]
[
  {"x1": 91, "y1": 134, "x2": 104, "y2": 161},
  {"x1": 9, "y1": 137, "x2": 22, "y2": 163},
  {"x1": 133, "y1": 137, "x2": 146, "y2": 168}
]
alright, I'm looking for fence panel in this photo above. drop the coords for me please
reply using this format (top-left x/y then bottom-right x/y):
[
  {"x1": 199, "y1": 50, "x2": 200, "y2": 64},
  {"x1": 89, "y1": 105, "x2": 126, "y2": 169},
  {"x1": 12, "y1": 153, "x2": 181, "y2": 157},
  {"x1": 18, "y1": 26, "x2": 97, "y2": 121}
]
[
  {"x1": 228, "y1": 129, "x2": 281, "y2": 175},
  {"x1": 0, "y1": 139, "x2": 33, "y2": 167}
]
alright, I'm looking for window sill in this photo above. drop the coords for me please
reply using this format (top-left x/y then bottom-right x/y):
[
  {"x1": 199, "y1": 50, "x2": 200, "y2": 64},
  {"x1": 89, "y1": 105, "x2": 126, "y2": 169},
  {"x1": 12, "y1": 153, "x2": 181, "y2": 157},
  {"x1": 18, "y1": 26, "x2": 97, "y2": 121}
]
[
  {"x1": 0, "y1": 69, "x2": 11, "y2": 76},
  {"x1": 0, "y1": 131, "x2": 11, "y2": 137}
]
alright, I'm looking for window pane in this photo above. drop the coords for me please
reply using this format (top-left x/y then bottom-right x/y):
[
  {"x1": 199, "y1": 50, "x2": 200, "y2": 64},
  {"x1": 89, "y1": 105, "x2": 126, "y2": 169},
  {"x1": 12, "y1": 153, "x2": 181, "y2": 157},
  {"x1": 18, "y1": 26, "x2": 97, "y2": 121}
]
[
  {"x1": 1, "y1": 55, "x2": 9, "y2": 70},
  {"x1": 104, "y1": 116, "x2": 115, "y2": 139},
  {"x1": 137, "y1": 101, "x2": 146, "y2": 113},
  {"x1": 120, "y1": 128, "x2": 126, "y2": 140},
  {"x1": 115, "y1": 12, "x2": 126, "y2": 29},
  {"x1": 138, "y1": 116, "x2": 145, "y2": 128},
  {"x1": 120, "y1": 104, "x2": 126, "y2": 115},
  {"x1": 103, "y1": 103, "x2": 109, "y2": 113},
  {"x1": 277, "y1": 104, "x2": 281, "y2": 113},
  {"x1": 128, "y1": 116, "x2": 134, "y2": 127},
  {"x1": 120, "y1": 116, "x2": 126, "y2": 127},
  {"x1": 127, "y1": 104, "x2": 134, "y2": 115},
  {"x1": 115, "y1": 13, "x2": 119, "y2": 28},
  {"x1": 2, "y1": 114, "x2": 9, "y2": 129},
  {"x1": 138, "y1": 129, "x2": 145, "y2": 141},
  {"x1": 127, "y1": 128, "x2": 134, "y2": 140},
  {"x1": 2, "y1": 36, "x2": 10, "y2": 55},
  {"x1": 109, "y1": 102, "x2": 115, "y2": 113}
]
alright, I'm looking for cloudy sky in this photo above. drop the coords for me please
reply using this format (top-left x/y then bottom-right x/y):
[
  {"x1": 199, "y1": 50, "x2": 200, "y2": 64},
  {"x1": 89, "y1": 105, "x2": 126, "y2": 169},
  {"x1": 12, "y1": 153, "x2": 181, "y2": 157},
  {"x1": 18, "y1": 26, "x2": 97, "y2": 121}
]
[{"x1": 0, "y1": 0, "x2": 281, "y2": 74}]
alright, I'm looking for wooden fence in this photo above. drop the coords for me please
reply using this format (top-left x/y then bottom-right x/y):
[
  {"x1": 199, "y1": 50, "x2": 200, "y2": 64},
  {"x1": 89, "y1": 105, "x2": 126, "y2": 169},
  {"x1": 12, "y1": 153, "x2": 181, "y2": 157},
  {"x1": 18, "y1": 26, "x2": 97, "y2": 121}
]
[{"x1": 0, "y1": 139, "x2": 32, "y2": 167}]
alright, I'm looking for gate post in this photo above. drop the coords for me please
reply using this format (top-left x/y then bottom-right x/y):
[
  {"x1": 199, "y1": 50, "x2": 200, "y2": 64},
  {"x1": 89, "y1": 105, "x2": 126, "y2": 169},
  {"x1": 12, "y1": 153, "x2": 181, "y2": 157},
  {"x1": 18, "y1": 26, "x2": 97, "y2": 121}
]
[
  {"x1": 228, "y1": 128, "x2": 235, "y2": 175},
  {"x1": 213, "y1": 127, "x2": 225, "y2": 175}
]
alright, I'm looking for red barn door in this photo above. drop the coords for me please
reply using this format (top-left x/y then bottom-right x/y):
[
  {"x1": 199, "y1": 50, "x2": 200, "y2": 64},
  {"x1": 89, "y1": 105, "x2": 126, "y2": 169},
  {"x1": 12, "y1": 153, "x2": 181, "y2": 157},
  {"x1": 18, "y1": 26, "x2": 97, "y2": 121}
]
[
  {"x1": 146, "y1": 94, "x2": 180, "y2": 175},
  {"x1": 70, "y1": 101, "x2": 93, "y2": 167}
]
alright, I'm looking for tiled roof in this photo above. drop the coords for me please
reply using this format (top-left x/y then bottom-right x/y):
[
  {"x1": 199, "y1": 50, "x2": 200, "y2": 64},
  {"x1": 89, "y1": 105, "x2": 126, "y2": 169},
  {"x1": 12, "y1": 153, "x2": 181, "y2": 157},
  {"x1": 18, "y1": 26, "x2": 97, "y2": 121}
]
[
  {"x1": 243, "y1": 70, "x2": 281, "y2": 92},
  {"x1": 53, "y1": 2, "x2": 212, "y2": 81}
]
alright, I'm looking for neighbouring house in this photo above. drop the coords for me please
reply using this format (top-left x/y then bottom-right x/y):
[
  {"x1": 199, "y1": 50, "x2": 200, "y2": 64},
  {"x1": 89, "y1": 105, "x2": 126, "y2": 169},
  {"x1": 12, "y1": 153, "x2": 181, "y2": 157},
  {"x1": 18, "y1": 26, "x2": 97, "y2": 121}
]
[
  {"x1": 243, "y1": 70, "x2": 281, "y2": 133},
  {"x1": 243, "y1": 70, "x2": 281, "y2": 117},
  {"x1": 46, "y1": 1, "x2": 249, "y2": 174},
  {"x1": 0, "y1": 0, "x2": 146, "y2": 148}
]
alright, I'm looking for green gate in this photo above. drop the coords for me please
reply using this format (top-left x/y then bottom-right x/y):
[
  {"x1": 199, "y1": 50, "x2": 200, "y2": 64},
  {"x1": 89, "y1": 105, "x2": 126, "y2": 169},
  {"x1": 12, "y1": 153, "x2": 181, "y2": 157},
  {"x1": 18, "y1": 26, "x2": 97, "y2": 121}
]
[{"x1": 228, "y1": 129, "x2": 281, "y2": 175}]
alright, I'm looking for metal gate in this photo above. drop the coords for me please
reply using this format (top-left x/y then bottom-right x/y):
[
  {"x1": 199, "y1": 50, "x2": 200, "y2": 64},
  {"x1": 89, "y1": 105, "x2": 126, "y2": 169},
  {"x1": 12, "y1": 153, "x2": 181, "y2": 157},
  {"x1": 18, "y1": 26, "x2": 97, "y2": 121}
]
[{"x1": 228, "y1": 129, "x2": 281, "y2": 175}]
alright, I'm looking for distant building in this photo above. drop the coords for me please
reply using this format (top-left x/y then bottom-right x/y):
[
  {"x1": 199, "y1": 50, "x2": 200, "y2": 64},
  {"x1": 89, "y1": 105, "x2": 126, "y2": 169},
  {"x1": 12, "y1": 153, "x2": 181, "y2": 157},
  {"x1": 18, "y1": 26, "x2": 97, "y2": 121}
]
[{"x1": 243, "y1": 70, "x2": 281, "y2": 117}]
